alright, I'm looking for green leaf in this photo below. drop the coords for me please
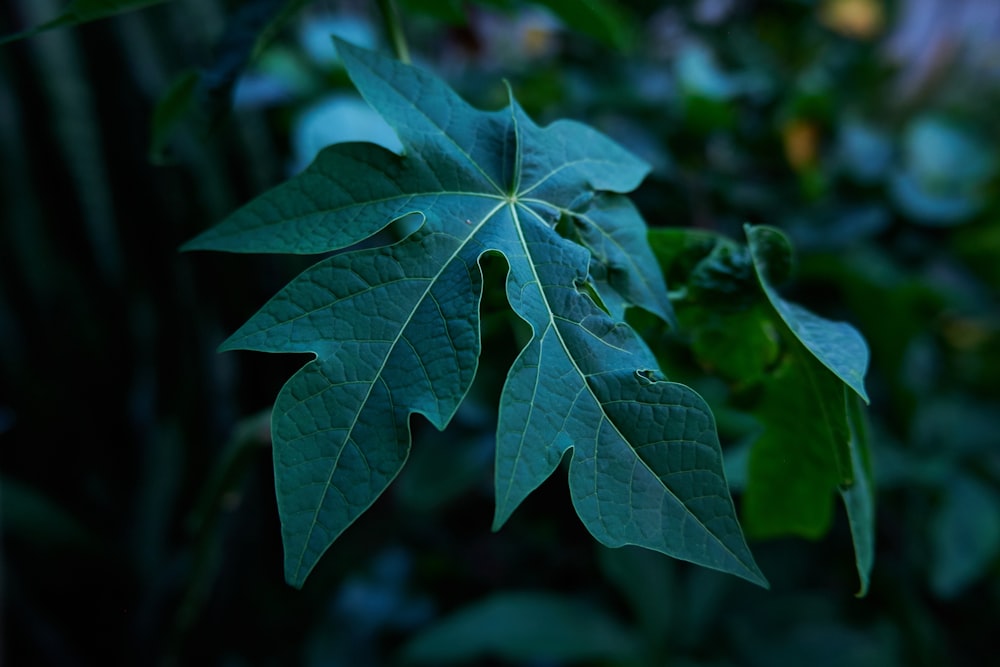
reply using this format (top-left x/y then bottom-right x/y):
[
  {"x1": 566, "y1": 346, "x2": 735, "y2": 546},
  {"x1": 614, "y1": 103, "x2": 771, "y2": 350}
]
[
  {"x1": 0, "y1": 0, "x2": 167, "y2": 45},
  {"x1": 841, "y1": 392, "x2": 875, "y2": 597},
  {"x1": 399, "y1": 592, "x2": 641, "y2": 664},
  {"x1": 745, "y1": 225, "x2": 869, "y2": 404},
  {"x1": 742, "y1": 225, "x2": 875, "y2": 590},
  {"x1": 186, "y1": 41, "x2": 765, "y2": 588},
  {"x1": 690, "y1": 305, "x2": 781, "y2": 384},
  {"x1": 743, "y1": 354, "x2": 845, "y2": 539}
]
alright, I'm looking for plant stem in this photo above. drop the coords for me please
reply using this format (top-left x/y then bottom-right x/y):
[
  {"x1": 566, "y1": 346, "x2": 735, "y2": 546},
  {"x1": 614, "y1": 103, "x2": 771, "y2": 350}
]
[{"x1": 377, "y1": 0, "x2": 411, "y2": 64}]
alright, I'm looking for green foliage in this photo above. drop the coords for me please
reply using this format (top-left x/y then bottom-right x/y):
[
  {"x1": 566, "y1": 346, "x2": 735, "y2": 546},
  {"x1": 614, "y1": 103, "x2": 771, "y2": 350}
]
[
  {"x1": 186, "y1": 39, "x2": 766, "y2": 589},
  {"x1": 648, "y1": 224, "x2": 873, "y2": 593}
]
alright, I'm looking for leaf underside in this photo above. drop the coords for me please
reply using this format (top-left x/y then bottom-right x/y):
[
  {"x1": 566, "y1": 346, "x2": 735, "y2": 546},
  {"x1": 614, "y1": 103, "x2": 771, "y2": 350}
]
[{"x1": 185, "y1": 40, "x2": 764, "y2": 588}]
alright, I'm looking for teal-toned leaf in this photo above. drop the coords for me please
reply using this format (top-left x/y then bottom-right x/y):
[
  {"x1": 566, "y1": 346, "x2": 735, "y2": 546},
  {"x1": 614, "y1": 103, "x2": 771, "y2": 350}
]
[
  {"x1": 0, "y1": 0, "x2": 167, "y2": 45},
  {"x1": 186, "y1": 41, "x2": 764, "y2": 588},
  {"x1": 399, "y1": 592, "x2": 641, "y2": 664},
  {"x1": 569, "y1": 192, "x2": 675, "y2": 323},
  {"x1": 745, "y1": 225, "x2": 870, "y2": 404},
  {"x1": 841, "y1": 391, "x2": 875, "y2": 597}
]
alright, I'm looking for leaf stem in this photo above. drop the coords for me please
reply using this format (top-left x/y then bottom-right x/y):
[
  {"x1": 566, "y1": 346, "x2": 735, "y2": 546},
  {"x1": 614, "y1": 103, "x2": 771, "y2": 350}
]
[{"x1": 377, "y1": 0, "x2": 411, "y2": 64}]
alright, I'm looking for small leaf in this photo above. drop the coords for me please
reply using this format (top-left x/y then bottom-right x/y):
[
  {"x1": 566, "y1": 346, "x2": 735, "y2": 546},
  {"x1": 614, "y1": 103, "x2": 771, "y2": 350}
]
[
  {"x1": 399, "y1": 592, "x2": 641, "y2": 664},
  {"x1": 0, "y1": 0, "x2": 167, "y2": 45},
  {"x1": 187, "y1": 41, "x2": 764, "y2": 588}
]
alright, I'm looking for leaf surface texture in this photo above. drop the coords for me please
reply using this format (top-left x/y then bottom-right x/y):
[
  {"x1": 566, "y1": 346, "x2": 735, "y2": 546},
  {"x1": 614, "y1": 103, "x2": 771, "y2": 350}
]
[{"x1": 186, "y1": 41, "x2": 763, "y2": 588}]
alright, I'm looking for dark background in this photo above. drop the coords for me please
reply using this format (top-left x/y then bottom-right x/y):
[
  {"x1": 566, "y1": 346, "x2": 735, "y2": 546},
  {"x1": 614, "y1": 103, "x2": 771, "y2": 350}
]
[{"x1": 2, "y1": 0, "x2": 998, "y2": 665}]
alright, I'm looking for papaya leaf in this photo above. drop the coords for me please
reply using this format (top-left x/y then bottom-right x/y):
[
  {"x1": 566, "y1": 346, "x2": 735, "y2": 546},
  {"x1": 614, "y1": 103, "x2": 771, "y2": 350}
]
[
  {"x1": 185, "y1": 41, "x2": 765, "y2": 588},
  {"x1": 0, "y1": 0, "x2": 167, "y2": 46}
]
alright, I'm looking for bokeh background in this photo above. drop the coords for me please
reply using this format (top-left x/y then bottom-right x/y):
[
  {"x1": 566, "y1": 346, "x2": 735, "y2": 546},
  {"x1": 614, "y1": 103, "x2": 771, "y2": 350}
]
[{"x1": 2, "y1": 0, "x2": 998, "y2": 664}]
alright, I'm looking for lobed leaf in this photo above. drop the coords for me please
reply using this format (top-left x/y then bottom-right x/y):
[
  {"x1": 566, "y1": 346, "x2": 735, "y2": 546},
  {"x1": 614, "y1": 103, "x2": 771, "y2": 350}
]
[{"x1": 186, "y1": 41, "x2": 764, "y2": 588}]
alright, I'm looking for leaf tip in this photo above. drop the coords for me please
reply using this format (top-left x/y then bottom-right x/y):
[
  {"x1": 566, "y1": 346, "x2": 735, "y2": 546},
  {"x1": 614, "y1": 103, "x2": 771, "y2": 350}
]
[{"x1": 284, "y1": 564, "x2": 309, "y2": 590}]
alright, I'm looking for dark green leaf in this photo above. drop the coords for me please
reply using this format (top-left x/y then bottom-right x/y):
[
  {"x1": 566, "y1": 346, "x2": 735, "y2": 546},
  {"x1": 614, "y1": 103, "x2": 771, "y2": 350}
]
[
  {"x1": 399, "y1": 592, "x2": 641, "y2": 664},
  {"x1": 745, "y1": 225, "x2": 869, "y2": 405},
  {"x1": 690, "y1": 305, "x2": 781, "y2": 384},
  {"x1": 743, "y1": 355, "x2": 845, "y2": 539},
  {"x1": 186, "y1": 42, "x2": 764, "y2": 588}
]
